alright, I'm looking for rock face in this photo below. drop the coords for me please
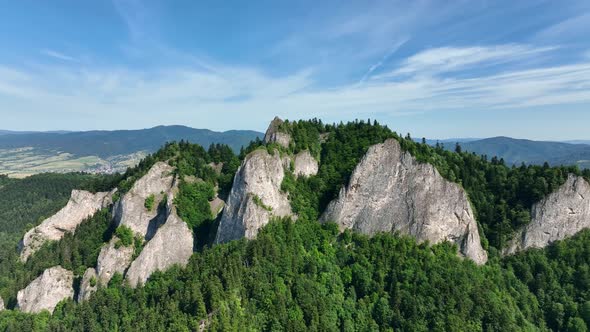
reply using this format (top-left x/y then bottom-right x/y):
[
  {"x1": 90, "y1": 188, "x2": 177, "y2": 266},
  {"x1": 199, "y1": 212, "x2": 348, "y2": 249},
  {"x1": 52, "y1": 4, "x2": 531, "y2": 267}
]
[
  {"x1": 321, "y1": 139, "x2": 488, "y2": 265},
  {"x1": 504, "y1": 175, "x2": 590, "y2": 255},
  {"x1": 16, "y1": 266, "x2": 74, "y2": 314},
  {"x1": 77, "y1": 268, "x2": 98, "y2": 302},
  {"x1": 113, "y1": 161, "x2": 175, "y2": 239},
  {"x1": 263, "y1": 117, "x2": 291, "y2": 148},
  {"x1": 0, "y1": 297, "x2": 4, "y2": 311},
  {"x1": 215, "y1": 149, "x2": 292, "y2": 243},
  {"x1": 20, "y1": 189, "x2": 115, "y2": 262},
  {"x1": 125, "y1": 211, "x2": 193, "y2": 288},
  {"x1": 96, "y1": 237, "x2": 135, "y2": 286},
  {"x1": 294, "y1": 150, "x2": 319, "y2": 178}
]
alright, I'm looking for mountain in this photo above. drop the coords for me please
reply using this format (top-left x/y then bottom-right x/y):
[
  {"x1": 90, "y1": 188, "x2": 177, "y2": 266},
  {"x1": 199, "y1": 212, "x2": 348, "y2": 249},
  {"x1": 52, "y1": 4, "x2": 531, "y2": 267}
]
[
  {"x1": 0, "y1": 130, "x2": 71, "y2": 135},
  {"x1": 0, "y1": 125, "x2": 261, "y2": 157},
  {"x1": 565, "y1": 140, "x2": 590, "y2": 145},
  {"x1": 1, "y1": 118, "x2": 590, "y2": 330},
  {"x1": 0, "y1": 126, "x2": 262, "y2": 177},
  {"x1": 432, "y1": 136, "x2": 590, "y2": 169}
]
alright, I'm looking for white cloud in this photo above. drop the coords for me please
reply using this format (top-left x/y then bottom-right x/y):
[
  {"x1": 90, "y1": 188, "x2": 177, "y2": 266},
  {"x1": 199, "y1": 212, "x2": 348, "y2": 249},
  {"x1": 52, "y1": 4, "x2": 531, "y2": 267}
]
[
  {"x1": 1, "y1": 48, "x2": 590, "y2": 131},
  {"x1": 358, "y1": 37, "x2": 409, "y2": 84},
  {"x1": 376, "y1": 44, "x2": 555, "y2": 78},
  {"x1": 535, "y1": 13, "x2": 590, "y2": 42},
  {"x1": 41, "y1": 49, "x2": 78, "y2": 62}
]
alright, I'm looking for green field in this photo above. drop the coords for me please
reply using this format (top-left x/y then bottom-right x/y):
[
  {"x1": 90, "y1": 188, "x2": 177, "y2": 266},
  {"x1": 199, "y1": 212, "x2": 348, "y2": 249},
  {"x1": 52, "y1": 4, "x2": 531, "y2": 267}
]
[{"x1": 0, "y1": 147, "x2": 146, "y2": 178}]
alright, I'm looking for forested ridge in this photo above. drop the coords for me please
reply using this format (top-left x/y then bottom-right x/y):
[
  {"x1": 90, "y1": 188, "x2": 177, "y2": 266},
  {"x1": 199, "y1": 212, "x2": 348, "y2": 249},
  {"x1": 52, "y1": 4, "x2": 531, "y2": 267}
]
[{"x1": 0, "y1": 119, "x2": 590, "y2": 331}]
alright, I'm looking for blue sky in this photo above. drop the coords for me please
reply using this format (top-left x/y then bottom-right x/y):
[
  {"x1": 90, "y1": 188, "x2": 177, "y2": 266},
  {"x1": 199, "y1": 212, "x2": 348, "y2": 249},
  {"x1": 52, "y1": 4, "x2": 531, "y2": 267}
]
[{"x1": 0, "y1": 0, "x2": 589, "y2": 140}]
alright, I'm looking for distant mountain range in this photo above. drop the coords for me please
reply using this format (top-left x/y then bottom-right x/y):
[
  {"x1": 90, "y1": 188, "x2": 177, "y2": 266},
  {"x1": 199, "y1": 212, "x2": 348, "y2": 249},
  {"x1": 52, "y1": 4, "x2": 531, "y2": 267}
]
[
  {"x1": 1, "y1": 126, "x2": 589, "y2": 177},
  {"x1": 431, "y1": 136, "x2": 590, "y2": 169},
  {"x1": 0, "y1": 126, "x2": 262, "y2": 177},
  {"x1": 0, "y1": 125, "x2": 262, "y2": 157}
]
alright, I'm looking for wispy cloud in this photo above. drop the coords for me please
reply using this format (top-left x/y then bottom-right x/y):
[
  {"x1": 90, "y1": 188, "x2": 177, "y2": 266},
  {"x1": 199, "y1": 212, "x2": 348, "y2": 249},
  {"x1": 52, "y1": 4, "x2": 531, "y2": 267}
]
[
  {"x1": 41, "y1": 49, "x2": 78, "y2": 62},
  {"x1": 1, "y1": 43, "x2": 590, "y2": 131},
  {"x1": 375, "y1": 44, "x2": 556, "y2": 79},
  {"x1": 535, "y1": 13, "x2": 590, "y2": 42},
  {"x1": 358, "y1": 37, "x2": 409, "y2": 84}
]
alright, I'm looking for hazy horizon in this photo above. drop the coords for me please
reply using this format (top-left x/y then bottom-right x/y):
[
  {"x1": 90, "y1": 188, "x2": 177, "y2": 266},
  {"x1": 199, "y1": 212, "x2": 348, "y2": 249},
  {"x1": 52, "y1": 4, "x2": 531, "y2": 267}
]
[
  {"x1": 1, "y1": 1, "x2": 590, "y2": 140},
  {"x1": 2, "y1": 123, "x2": 590, "y2": 143}
]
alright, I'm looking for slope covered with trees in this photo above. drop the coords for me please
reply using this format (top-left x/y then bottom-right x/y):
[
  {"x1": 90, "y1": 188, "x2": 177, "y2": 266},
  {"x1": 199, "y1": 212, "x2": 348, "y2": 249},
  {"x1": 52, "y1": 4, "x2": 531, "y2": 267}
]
[
  {"x1": 1, "y1": 119, "x2": 590, "y2": 331},
  {"x1": 3, "y1": 219, "x2": 590, "y2": 331}
]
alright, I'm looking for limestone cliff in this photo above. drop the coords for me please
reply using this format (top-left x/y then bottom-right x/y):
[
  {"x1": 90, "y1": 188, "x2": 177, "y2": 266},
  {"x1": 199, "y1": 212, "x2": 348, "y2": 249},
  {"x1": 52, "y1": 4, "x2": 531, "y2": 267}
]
[
  {"x1": 77, "y1": 268, "x2": 98, "y2": 302},
  {"x1": 504, "y1": 175, "x2": 590, "y2": 255},
  {"x1": 263, "y1": 117, "x2": 291, "y2": 148},
  {"x1": 16, "y1": 266, "x2": 74, "y2": 314},
  {"x1": 215, "y1": 149, "x2": 292, "y2": 243},
  {"x1": 125, "y1": 210, "x2": 193, "y2": 288},
  {"x1": 96, "y1": 237, "x2": 135, "y2": 286},
  {"x1": 321, "y1": 139, "x2": 488, "y2": 265},
  {"x1": 113, "y1": 161, "x2": 175, "y2": 239},
  {"x1": 293, "y1": 150, "x2": 319, "y2": 178},
  {"x1": 20, "y1": 189, "x2": 115, "y2": 262}
]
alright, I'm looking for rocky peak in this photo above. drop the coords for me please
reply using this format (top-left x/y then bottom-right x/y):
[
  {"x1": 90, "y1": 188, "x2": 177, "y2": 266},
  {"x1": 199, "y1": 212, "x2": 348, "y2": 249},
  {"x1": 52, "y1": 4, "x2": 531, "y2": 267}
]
[
  {"x1": 263, "y1": 116, "x2": 291, "y2": 148},
  {"x1": 113, "y1": 161, "x2": 175, "y2": 239},
  {"x1": 215, "y1": 149, "x2": 292, "y2": 243},
  {"x1": 504, "y1": 174, "x2": 590, "y2": 255},
  {"x1": 95, "y1": 237, "x2": 135, "y2": 286},
  {"x1": 321, "y1": 138, "x2": 488, "y2": 265},
  {"x1": 125, "y1": 210, "x2": 193, "y2": 288},
  {"x1": 95, "y1": 166, "x2": 182, "y2": 288},
  {"x1": 16, "y1": 266, "x2": 74, "y2": 314},
  {"x1": 293, "y1": 150, "x2": 319, "y2": 178},
  {"x1": 20, "y1": 189, "x2": 116, "y2": 262},
  {"x1": 77, "y1": 268, "x2": 98, "y2": 302}
]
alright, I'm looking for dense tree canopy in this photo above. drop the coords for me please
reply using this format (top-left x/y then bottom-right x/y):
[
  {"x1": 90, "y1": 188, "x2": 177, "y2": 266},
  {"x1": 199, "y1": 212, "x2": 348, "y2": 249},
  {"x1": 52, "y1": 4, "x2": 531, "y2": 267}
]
[{"x1": 1, "y1": 119, "x2": 590, "y2": 331}]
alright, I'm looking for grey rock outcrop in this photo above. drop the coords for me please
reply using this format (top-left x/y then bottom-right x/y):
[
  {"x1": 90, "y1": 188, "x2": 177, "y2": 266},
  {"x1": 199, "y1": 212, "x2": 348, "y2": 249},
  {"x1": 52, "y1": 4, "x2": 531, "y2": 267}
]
[
  {"x1": 20, "y1": 189, "x2": 115, "y2": 262},
  {"x1": 215, "y1": 149, "x2": 292, "y2": 243},
  {"x1": 0, "y1": 297, "x2": 4, "y2": 311},
  {"x1": 77, "y1": 268, "x2": 98, "y2": 302},
  {"x1": 263, "y1": 117, "x2": 291, "y2": 148},
  {"x1": 321, "y1": 139, "x2": 488, "y2": 265},
  {"x1": 293, "y1": 150, "x2": 319, "y2": 178},
  {"x1": 113, "y1": 161, "x2": 175, "y2": 239},
  {"x1": 125, "y1": 211, "x2": 193, "y2": 288},
  {"x1": 16, "y1": 266, "x2": 74, "y2": 314},
  {"x1": 96, "y1": 237, "x2": 135, "y2": 286},
  {"x1": 504, "y1": 175, "x2": 590, "y2": 255}
]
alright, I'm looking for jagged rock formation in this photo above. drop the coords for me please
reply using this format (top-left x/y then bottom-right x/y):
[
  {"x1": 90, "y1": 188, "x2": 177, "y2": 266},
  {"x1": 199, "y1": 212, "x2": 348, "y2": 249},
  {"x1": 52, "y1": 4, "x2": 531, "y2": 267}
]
[
  {"x1": 321, "y1": 139, "x2": 488, "y2": 265},
  {"x1": 504, "y1": 175, "x2": 590, "y2": 255},
  {"x1": 215, "y1": 149, "x2": 292, "y2": 243},
  {"x1": 293, "y1": 150, "x2": 319, "y2": 178},
  {"x1": 94, "y1": 162, "x2": 181, "y2": 286},
  {"x1": 113, "y1": 161, "x2": 175, "y2": 239},
  {"x1": 77, "y1": 268, "x2": 98, "y2": 302},
  {"x1": 125, "y1": 211, "x2": 193, "y2": 288},
  {"x1": 210, "y1": 196, "x2": 225, "y2": 216},
  {"x1": 20, "y1": 189, "x2": 116, "y2": 262},
  {"x1": 16, "y1": 266, "x2": 74, "y2": 313},
  {"x1": 263, "y1": 117, "x2": 291, "y2": 148},
  {"x1": 96, "y1": 237, "x2": 135, "y2": 286}
]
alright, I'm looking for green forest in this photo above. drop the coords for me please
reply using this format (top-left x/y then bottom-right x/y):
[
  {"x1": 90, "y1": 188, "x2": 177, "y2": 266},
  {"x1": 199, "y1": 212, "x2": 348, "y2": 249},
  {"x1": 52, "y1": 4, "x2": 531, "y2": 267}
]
[{"x1": 0, "y1": 119, "x2": 590, "y2": 331}]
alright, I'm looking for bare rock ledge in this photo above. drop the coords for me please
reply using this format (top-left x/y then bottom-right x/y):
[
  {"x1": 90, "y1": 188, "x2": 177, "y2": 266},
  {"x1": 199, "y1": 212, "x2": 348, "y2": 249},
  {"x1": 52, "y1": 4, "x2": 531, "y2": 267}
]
[
  {"x1": 16, "y1": 266, "x2": 74, "y2": 314},
  {"x1": 504, "y1": 174, "x2": 590, "y2": 255},
  {"x1": 215, "y1": 149, "x2": 292, "y2": 243},
  {"x1": 20, "y1": 189, "x2": 115, "y2": 262},
  {"x1": 321, "y1": 138, "x2": 488, "y2": 265}
]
